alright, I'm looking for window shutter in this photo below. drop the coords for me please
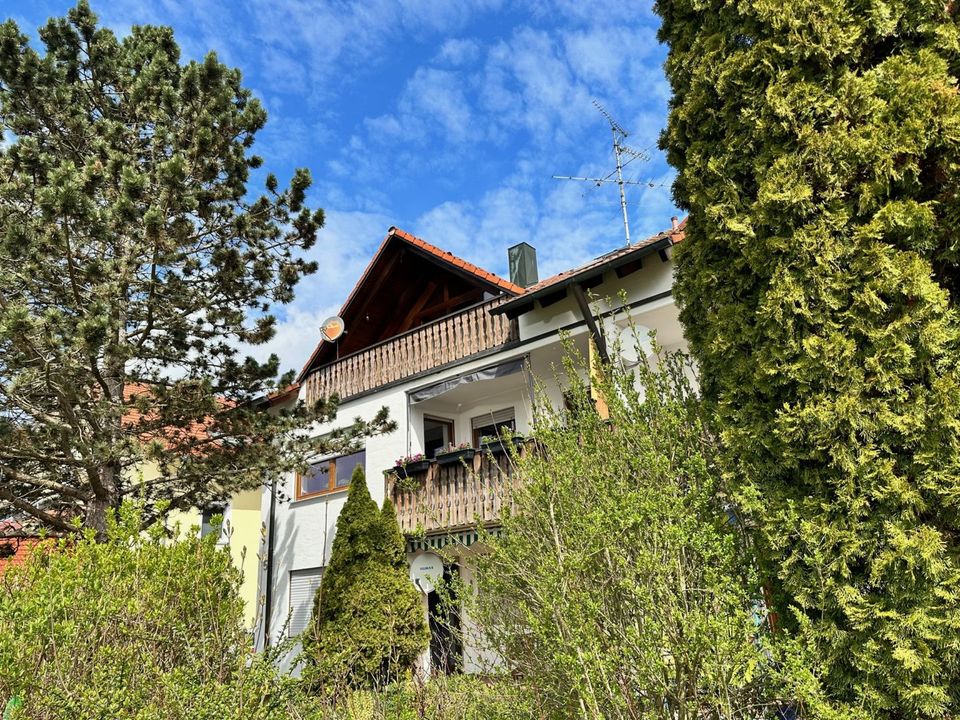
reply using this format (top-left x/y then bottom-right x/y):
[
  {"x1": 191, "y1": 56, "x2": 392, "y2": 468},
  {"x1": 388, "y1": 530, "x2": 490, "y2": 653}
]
[
  {"x1": 471, "y1": 407, "x2": 515, "y2": 430},
  {"x1": 289, "y1": 567, "x2": 323, "y2": 636}
]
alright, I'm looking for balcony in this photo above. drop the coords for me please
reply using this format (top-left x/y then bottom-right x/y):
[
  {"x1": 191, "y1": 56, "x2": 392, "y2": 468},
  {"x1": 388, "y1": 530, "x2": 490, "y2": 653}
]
[
  {"x1": 386, "y1": 445, "x2": 531, "y2": 536},
  {"x1": 304, "y1": 297, "x2": 519, "y2": 404}
]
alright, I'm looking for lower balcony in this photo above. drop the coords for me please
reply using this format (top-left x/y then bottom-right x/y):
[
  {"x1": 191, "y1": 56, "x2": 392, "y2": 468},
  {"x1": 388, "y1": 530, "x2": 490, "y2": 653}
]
[{"x1": 386, "y1": 444, "x2": 530, "y2": 537}]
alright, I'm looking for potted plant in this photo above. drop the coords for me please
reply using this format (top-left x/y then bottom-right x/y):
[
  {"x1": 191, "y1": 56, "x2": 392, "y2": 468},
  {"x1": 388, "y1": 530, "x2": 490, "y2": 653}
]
[
  {"x1": 435, "y1": 441, "x2": 476, "y2": 467},
  {"x1": 480, "y1": 432, "x2": 525, "y2": 455},
  {"x1": 388, "y1": 453, "x2": 431, "y2": 478}
]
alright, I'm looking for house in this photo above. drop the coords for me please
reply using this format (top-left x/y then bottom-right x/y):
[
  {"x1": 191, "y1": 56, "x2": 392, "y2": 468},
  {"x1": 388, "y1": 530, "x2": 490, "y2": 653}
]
[{"x1": 259, "y1": 219, "x2": 688, "y2": 673}]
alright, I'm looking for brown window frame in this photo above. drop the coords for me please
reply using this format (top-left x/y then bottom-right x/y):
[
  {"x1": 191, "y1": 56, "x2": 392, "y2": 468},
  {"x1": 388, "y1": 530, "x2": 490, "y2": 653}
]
[
  {"x1": 424, "y1": 415, "x2": 455, "y2": 458},
  {"x1": 295, "y1": 449, "x2": 366, "y2": 500}
]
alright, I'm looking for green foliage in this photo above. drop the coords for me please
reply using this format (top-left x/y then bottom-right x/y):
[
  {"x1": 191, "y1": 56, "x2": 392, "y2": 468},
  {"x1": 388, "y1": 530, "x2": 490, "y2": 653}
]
[
  {"x1": 655, "y1": 0, "x2": 960, "y2": 714},
  {"x1": 328, "y1": 676, "x2": 536, "y2": 720},
  {"x1": 0, "y1": 502, "x2": 300, "y2": 719},
  {"x1": 474, "y1": 339, "x2": 787, "y2": 719},
  {"x1": 0, "y1": 501, "x2": 521, "y2": 719},
  {"x1": 304, "y1": 467, "x2": 428, "y2": 692},
  {"x1": 0, "y1": 1, "x2": 394, "y2": 536}
]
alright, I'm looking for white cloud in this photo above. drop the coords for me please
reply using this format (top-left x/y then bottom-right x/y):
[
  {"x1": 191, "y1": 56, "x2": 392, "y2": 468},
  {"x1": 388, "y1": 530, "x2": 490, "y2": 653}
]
[
  {"x1": 435, "y1": 38, "x2": 481, "y2": 66},
  {"x1": 368, "y1": 67, "x2": 473, "y2": 143}
]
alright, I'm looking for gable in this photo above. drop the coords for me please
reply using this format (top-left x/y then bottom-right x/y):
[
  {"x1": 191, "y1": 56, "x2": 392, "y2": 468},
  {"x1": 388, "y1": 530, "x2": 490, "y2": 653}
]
[{"x1": 298, "y1": 227, "x2": 523, "y2": 381}]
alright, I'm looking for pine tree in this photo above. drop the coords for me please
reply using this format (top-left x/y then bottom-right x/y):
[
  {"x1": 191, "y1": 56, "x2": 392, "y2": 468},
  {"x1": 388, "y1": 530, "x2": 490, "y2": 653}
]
[
  {"x1": 305, "y1": 467, "x2": 427, "y2": 691},
  {"x1": 0, "y1": 2, "x2": 393, "y2": 536},
  {"x1": 655, "y1": 0, "x2": 960, "y2": 714}
]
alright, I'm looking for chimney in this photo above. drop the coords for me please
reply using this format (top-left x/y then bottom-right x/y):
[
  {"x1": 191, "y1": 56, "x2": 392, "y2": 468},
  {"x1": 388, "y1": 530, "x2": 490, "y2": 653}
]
[
  {"x1": 508, "y1": 242, "x2": 538, "y2": 288},
  {"x1": 671, "y1": 216, "x2": 679, "y2": 230}
]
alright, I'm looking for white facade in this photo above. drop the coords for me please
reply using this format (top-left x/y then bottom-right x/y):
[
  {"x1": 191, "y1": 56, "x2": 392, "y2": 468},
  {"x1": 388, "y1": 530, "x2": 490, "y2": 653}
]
[{"x1": 260, "y1": 229, "x2": 688, "y2": 674}]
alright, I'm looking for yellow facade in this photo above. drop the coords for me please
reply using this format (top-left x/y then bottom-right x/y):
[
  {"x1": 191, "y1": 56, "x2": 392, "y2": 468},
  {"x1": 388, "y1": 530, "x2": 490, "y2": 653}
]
[{"x1": 132, "y1": 460, "x2": 263, "y2": 629}]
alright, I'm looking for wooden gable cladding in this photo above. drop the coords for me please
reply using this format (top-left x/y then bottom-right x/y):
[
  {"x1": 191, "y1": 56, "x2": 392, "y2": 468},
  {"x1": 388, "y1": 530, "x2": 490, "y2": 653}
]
[
  {"x1": 325, "y1": 244, "x2": 488, "y2": 358},
  {"x1": 298, "y1": 227, "x2": 523, "y2": 383}
]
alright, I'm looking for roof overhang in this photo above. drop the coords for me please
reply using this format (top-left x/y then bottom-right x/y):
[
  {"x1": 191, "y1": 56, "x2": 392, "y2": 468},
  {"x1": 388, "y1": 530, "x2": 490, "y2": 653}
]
[{"x1": 492, "y1": 235, "x2": 674, "y2": 320}]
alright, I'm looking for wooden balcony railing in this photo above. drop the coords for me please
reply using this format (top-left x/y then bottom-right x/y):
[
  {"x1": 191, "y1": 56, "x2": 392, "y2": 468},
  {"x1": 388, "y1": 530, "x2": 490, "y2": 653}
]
[
  {"x1": 386, "y1": 445, "x2": 530, "y2": 535},
  {"x1": 305, "y1": 297, "x2": 519, "y2": 404}
]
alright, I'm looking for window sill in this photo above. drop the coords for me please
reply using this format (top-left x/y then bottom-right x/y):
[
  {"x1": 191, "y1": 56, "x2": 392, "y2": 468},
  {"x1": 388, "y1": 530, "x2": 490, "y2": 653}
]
[{"x1": 292, "y1": 486, "x2": 351, "y2": 504}]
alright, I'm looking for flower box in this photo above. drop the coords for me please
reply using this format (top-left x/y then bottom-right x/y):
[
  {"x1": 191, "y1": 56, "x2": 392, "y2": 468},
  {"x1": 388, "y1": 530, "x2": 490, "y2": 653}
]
[
  {"x1": 480, "y1": 435, "x2": 524, "y2": 455},
  {"x1": 435, "y1": 447, "x2": 476, "y2": 466},
  {"x1": 388, "y1": 459, "x2": 432, "y2": 477}
]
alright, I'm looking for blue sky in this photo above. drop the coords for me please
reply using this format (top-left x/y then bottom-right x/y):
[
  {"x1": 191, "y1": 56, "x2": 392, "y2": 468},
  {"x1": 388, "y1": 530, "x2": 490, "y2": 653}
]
[{"x1": 7, "y1": 0, "x2": 679, "y2": 373}]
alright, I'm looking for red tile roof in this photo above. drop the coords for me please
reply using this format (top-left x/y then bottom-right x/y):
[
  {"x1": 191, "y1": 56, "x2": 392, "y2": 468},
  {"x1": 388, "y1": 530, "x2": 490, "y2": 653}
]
[
  {"x1": 0, "y1": 520, "x2": 50, "y2": 573},
  {"x1": 387, "y1": 227, "x2": 524, "y2": 294},
  {"x1": 0, "y1": 536, "x2": 42, "y2": 572}
]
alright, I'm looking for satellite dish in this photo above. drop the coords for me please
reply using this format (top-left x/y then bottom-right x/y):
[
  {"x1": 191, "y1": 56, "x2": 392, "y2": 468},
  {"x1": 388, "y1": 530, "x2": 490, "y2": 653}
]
[
  {"x1": 320, "y1": 316, "x2": 345, "y2": 343},
  {"x1": 409, "y1": 552, "x2": 443, "y2": 594},
  {"x1": 603, "y1": 318, "x2": 652, "y2": 369}
]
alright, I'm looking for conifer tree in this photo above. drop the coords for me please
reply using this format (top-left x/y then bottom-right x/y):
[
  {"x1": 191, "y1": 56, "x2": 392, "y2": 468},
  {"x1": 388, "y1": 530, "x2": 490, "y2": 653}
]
[
  {"x1": 378, "y1": 497, "x2": 408, "y2": 571},
  {"x1": 656, "y1": 1, "x2": 960, "y2": 714},
  {"x1": 305, "y1": 467, "x2": 427, "y2": 691},
  {"x1": 0, "y1": 3, "x2": 393, "y2": 536}
]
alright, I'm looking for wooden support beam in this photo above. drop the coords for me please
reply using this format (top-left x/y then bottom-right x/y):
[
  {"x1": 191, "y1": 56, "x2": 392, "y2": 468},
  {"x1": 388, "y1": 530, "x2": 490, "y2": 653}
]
[
  {"x1": 396, "y1": 280, "x2": 437, "y2": 337},
  {"x1": 616, "y1": 257, "x2": 643, "y2": 278},
  {"x1": 416, "y1": 288, "x2": 480, "y2": 320},
  {"x1": 571, "y1": 283, "x2": 609, "y2": 363},
  {"x1": 538, "y1": 288, "x2": 568, "y2": 308}
]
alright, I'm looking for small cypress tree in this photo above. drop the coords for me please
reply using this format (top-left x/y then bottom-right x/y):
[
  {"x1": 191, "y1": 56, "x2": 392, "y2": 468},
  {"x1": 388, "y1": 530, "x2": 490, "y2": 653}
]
[
  {"x1": 378, "y1": 497, "x2": 409, "y2": 571},
  {"x1": 304, "y1": 467, "x2": 427, "y2": 691},
  {"x1": 310, "y1": 466, "x2": 381, "y2": 627}
]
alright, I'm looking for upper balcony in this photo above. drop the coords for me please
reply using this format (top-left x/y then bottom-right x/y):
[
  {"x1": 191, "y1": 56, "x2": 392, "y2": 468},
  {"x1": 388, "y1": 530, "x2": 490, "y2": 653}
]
[{"x1": 304, "y1": 296, "x2": 519, "y2": 404}]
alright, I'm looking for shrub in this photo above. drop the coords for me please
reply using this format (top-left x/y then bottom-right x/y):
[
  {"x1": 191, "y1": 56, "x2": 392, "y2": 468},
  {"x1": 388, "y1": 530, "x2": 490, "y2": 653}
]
[
  {"x1": 0, "y1": 503, "x2": 302, "y2": 719},
  {"x1": 303, "y1": 467, "x2": 428, "y2": 693},
  {"x1": 473, "y1": 338, "x2": 785, "y2": 719}
]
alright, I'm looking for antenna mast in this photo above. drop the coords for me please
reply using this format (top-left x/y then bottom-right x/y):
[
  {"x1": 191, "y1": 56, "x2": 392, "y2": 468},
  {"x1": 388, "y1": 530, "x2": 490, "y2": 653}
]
[{"x1": 554, "y1": 100, "x2": 651, "y2": 245}]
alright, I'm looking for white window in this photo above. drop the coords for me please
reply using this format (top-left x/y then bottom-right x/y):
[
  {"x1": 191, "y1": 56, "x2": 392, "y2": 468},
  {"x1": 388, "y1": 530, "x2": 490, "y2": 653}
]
[
  {"x1": 471, "y1": 407, "x2": 516, "y2": 446},
  {"x1": 289, "y1": 567, "x2": 323, "y2": 637}
]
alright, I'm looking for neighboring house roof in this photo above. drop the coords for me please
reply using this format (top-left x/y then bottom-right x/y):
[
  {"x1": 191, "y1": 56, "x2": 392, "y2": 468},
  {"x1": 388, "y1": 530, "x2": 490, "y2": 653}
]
[
  {"x1": 297, "y1": 226, "x2": 523, "y2": 382},
  {"x1": 0, "y1": 520, "x2": 46, "y2": 573},
  {"x1": 492, "y1": 218, "x2": 687, "y2": 319},
  {"x1": 253, "y1": 382, "x2": 301, "y2": 409}
]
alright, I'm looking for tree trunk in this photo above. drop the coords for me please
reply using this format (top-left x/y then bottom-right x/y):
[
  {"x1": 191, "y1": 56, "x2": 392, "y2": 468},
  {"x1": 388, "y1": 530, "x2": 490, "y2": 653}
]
[{"x1": 85, "y1": 464, "x2": 118, "y2": 541}]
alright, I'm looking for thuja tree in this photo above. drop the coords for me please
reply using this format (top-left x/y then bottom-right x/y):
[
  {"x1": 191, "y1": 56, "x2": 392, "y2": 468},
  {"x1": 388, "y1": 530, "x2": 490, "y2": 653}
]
[
  {"x1": 655, "y1": 1, "x2": 960, "y2": 714},
  {"x1": 0, "y1": 2, "x2": 392, "y2": 536},
  {"x1": 474, "y1": 342, "x2": 792, "y2": 719},
  {"x1": 303, "y1": 466, "x2": 427, "y2": 693}
]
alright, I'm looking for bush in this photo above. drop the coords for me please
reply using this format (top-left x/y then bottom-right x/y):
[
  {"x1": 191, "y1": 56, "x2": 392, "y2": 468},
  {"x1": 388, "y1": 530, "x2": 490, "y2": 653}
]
[
  {"x1": 473, "y1": 338, "x2": 785, "y2": 719},
  {"x1": 0, "y1": 503, "x2": 300, "y2": 719}
]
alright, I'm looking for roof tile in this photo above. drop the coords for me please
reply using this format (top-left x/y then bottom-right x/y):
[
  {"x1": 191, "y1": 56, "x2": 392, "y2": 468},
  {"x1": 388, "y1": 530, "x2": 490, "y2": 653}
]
[
  {"x1": 519, "y1": 219, "x2": 686, "y2": 296},
  {"x1": 390, "y1": 227, "x2": 525, "y2": 295}
]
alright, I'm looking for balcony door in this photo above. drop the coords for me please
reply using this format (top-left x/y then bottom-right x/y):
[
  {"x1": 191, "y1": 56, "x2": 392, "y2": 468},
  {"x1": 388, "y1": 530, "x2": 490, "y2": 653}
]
[{"x1": 424, "y1": 416, "x2": 454, "y2": 458}]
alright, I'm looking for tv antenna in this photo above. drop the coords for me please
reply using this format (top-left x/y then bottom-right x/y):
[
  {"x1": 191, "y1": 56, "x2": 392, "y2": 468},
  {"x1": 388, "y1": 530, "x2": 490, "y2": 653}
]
[{"x1": 554, "y1": 100, "x2": 653, "y2": 245}]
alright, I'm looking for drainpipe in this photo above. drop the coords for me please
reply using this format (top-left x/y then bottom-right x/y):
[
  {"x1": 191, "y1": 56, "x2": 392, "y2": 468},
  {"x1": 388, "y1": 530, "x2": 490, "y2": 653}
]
[{"x1": 263, "y1": 476, "x2": 278, "y2": 649}]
